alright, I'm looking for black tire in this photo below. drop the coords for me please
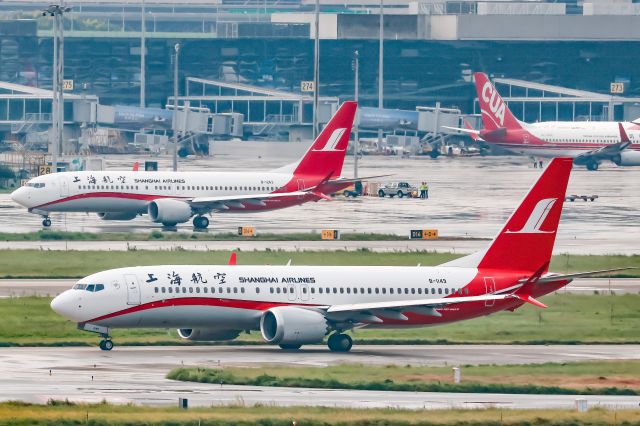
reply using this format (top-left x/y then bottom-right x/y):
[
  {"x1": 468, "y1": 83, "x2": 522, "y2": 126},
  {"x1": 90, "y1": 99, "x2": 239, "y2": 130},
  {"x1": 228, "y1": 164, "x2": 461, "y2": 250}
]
[
  {"x1": 193, "y1": 216, "x2": 209, "y2": 229},
  {"x1": 42, "y1": 218, "x2": 51, "y2": 227},
  {"x1": 397, "y1": 191, "x2": 404, "y2": 198},
  {"x1": 279, "y1": 344, "x2": 302, "y2": 350},
  {"x1": 429, "y1": 150, "x2": 440, "y2": 159},
  {"x1": 328, "y1": 333, "x2": 353, "y2": 352},
  {"x1": 586, "y1": 162, "x2": 599, "y2": 171},
  {"x1": 378, "y1": 190, "x2": 385, "y2": 198}
]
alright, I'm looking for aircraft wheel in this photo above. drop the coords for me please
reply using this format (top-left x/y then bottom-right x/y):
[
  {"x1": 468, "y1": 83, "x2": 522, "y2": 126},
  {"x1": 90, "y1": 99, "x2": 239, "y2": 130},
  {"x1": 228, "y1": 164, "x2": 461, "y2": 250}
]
[
  {"x1": 193, "y1": 215, "x2": 209, "y2": 229},
  {"x1": 279, "y1": 344, "x2": 301, "y2": 350},
  {"x1": 42, "y1": 218, "x2": 52, "y2": 227},
  {"x1": 99, "y1": 339, "x2": 113, "y2": 351},
  {"x1": 327, "y1": 333, "x2": 352, "y2": 352}
]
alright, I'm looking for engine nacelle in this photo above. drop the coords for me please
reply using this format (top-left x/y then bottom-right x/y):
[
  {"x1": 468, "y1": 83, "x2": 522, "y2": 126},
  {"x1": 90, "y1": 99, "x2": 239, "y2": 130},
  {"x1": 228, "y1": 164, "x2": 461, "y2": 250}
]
[
  {"x1": 148, "y1": 199, "x2": 193, "y2": 225},
  {"x1": 612, "y1": 150, "x2": 640, "y2": 167},
  {"x1": 97, "y1": 212, "x2": 137, "y2": 221},
  {"x1": 177, "y1": 328, "x2": 240, "y2": 341},
  {"x1": 260, "y1": 306, "x2": 328, "y2": 346}
]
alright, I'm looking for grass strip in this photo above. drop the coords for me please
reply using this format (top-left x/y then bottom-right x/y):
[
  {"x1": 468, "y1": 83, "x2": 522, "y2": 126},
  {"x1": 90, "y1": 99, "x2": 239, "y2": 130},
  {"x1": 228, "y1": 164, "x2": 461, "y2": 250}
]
[
  {"x1": 167, "y1": 361, "x2": 640, "y2": 396},
  {"x1": 0, "y1": 249, "x2": 638, "y2": 279},
  {"x1": 1, "y1": 400, "x2": 639, "y2": 425},
  {"x1": 2, "y1": 294, "x2": 639, "y2": 345},
  {"x1": 0, "y1": 230, "x2": 459, "y2": 242}
]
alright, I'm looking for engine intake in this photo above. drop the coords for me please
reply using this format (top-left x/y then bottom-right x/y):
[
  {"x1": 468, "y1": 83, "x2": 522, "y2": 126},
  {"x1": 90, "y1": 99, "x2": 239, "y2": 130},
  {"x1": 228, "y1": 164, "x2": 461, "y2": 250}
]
[
  {"x1": 260, "y1": 306, "x2": 328, "y2": 345},
  {"x1": 148, "y1": 199, "x2": 193, "y2": 225},
  {"x1": 177, "y1": 328, "x2": 240, "y2": 341}
]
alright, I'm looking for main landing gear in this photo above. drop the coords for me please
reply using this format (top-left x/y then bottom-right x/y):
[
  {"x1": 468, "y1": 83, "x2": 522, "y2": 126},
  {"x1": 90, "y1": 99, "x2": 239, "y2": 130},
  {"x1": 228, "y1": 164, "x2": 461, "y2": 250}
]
[
  {"x1": 99, "y1": 338, "x2": 114, "y2": 351},
  {"x1": 42, "y1": 217, "x2": 51, "y2": 227},
  {"x1": 327, "y1": 333, "x2": 352, "y2": 352},
  {"x1": 192, "y1": 215, "x2": 209, "y2": 230}
]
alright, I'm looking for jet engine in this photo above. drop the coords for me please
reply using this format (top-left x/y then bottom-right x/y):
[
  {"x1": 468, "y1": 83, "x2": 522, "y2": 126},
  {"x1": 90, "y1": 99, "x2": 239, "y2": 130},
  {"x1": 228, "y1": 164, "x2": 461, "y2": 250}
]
[
  {"x1": 260, "y1": 306, "x2": 329, "y2": 346},
  {"x1": 612, "y1": 150, "x2": 640, "y2": 167},
  {"x1": 147, "y1": 199, "x2": 193, "y2": 225},
  {"x1": 177, "y1": 328, "x2": 240, "y2": 341},
  {"x1": 97, "y1": 212, "x2": 138, "y2": 221}
]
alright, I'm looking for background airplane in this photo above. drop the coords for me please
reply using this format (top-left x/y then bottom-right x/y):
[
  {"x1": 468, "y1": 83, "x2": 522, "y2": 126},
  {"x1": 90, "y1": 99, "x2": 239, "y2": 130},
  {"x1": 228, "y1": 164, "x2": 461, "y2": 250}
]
[
  {"x1": 11, "y1": 102, "x2": 359, "y2": 229},
  {"x1": 50, "y1": 158, "x2": 629, "y2": 352},
  {"x1": 448, "y1": 72, "x2": 640, "y2": 170}
]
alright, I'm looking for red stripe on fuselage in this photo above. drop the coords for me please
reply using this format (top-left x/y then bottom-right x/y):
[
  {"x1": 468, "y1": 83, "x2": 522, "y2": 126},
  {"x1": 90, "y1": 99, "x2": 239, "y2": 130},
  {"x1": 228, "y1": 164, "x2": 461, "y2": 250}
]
[{"x1": 34, "y1": 192, "x2": 185, "y2": 210}]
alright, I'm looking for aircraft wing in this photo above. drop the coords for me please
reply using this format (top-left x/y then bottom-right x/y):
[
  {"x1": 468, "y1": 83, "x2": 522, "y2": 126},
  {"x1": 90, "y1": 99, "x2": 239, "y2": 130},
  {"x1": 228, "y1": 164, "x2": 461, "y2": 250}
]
[
  {"x1": 189, "y1": 191, "x2": 308, "y2": 210},
  {"x1": 324, "y1": 174, "x2": 393, "y2": 185},
  {"x1": 574, "y1": 123, "x2": 631, "y2": 165},
  {"x1": 323, "y1": 294, "x2": 513, "y2": 323}
]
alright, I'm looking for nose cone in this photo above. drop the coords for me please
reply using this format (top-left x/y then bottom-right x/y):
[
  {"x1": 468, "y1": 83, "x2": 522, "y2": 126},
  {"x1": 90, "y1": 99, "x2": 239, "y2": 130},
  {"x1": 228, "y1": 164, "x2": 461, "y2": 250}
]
[
  {"x1": 51, "y1": 290, "x2": 83, "y2": 322},
  {"x1": 10, "y1": 187, "x2": 30, "y2": 207}
]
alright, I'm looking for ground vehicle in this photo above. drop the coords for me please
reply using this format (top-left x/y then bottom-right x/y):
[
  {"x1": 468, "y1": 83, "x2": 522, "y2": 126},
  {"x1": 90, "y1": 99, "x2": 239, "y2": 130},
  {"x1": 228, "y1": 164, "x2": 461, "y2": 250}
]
[
  {"x1": 378, "y1": 182, "x2": 417, "y2": 198},
  {"x1": 343, "y1": 181, "x2": 363, "y2": 198}
]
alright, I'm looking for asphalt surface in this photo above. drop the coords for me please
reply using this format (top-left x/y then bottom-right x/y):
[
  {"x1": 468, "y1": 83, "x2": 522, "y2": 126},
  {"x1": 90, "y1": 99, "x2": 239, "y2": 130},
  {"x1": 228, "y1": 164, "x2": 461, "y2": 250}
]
[
  {"x1": 1, "y1": 154, "x2": 639, "y2": 255},
  {"x1": 2, "y1": 278, "x2": 637, "y2": 298},
  {"x1": 1, "y1": 345, "x2": 639, "y2": 409}
]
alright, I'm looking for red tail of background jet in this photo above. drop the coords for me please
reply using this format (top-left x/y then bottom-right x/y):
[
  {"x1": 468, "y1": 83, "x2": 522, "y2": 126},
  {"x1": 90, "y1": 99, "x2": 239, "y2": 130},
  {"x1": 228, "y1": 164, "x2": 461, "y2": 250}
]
[
  {"x1": 474, "y1": 72, "x2": 523, "y2": 131},
  {"x1": 292, "y1": 101, "x2": 357, "y2": 180},
  {"x1": 446, "y1": 157, "x2": 572, "y2": 273}
]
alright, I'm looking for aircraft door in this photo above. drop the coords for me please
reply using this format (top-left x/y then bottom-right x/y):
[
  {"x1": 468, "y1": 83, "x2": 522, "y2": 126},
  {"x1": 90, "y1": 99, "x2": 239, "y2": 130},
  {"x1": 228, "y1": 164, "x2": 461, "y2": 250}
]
[
  {"x1": 483, "y1": 277, "x2": 496, "y2": 307},
  {"x1": 124, "y1": 274, "x2": 141, "y2": 305},
  {"x1": 300, "y1": 284, "x2": 309, "y2": 301},
  {"x1": 287, "y1": 284, "x2": 296, "y2": 301},
  {"x1": 59, "y1": 177, "x2": 69, "y2": 197}
]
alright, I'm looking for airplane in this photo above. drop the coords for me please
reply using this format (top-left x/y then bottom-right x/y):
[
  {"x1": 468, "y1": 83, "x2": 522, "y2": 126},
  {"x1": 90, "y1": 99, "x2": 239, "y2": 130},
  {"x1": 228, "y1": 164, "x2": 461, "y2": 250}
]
[
  {"x1": 446, "y1": 72, "x2": 640, "y2": 171},
  {"x1": 11, "y1": 101, "x2": 360, "y2": 229},
  {"x1": 50, "y1": 157, "x2": 630, "y2": 352}
]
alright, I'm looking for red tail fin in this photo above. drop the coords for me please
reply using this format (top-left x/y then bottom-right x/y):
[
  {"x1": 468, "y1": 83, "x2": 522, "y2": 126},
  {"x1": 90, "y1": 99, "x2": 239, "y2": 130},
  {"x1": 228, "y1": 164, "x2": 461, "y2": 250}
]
[
  {"x1": 293, "y1": 101, "x2": 357, "y2": 180},
  {"x1": 474, "y1": 72, "x2": 522, "y2": 131},
  {"x1": 478, "y1": 158, "x2": 573, "y2": 272},
  {"x1": 443, "y1": 158, "x2": 573, "y2": 273}
]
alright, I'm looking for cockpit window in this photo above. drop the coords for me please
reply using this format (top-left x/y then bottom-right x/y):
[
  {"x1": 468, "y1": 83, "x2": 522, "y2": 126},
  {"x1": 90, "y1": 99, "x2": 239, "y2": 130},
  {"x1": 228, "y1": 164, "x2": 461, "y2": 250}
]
[
  {"x1": 26, "y1": 182, "x2": 46, "y2": 188},
  {"x1": 73, "y1": 283, "x2": 105, "y2": 292}
]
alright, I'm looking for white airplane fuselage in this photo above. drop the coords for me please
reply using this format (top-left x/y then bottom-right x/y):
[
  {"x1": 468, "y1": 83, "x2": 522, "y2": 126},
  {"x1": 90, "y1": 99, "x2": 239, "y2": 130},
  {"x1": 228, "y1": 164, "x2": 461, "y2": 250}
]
[
  {"x1": 11, "y1": 170, "x2": 298, "y2": 215},
  {"x1": 51, "y1": 264, "x2": 554, "y2": 330}
]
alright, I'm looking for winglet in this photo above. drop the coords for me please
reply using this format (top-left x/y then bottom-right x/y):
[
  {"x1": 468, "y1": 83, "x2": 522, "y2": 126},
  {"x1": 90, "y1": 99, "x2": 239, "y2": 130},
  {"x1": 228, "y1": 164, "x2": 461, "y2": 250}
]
[
  {"x1": 618, "y1": 123, "x2": 630, "y2": 143},
  {"x1": 228, "y1": 252, "x2": 237, "y2": 266}
]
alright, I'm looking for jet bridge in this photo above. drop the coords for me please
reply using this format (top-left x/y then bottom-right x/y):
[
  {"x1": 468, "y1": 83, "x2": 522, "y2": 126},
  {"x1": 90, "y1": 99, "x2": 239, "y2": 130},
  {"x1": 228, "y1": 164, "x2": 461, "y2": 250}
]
[
  {"x1": 485, "y1": 78, "x2": 640, "y2": 123},
  {"x1": 173, "y1": 77, "x2": 339, "y2": 141}
]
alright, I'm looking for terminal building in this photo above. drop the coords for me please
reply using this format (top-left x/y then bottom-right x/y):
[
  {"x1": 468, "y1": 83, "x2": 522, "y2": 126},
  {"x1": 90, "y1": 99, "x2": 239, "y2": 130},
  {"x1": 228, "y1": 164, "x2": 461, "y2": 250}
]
[{"x1": 2, "y1": 0, "x2": 640, "y2": 151}]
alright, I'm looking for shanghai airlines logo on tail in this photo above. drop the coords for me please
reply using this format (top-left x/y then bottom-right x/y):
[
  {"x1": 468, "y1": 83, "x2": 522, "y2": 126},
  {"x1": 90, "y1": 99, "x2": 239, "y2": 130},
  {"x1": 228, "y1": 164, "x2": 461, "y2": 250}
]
[
  {"x1": 481, "y1": 81, "x2": 506, "y2": 127},
  {"x1": 313, "y1": 128, "x2": 347, "y2": 152},
  {"x1": 506, "y1": 198, "x2": 557, "y2": 234}
]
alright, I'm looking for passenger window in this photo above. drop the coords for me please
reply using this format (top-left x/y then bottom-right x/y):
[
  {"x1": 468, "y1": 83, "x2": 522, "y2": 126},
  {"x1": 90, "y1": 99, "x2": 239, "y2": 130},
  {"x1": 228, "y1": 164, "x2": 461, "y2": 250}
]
[
  {"x1": 465, "y1": 288, "x2": 469, "y2": 295},
  {"x1": 418, "y1": 288, "x2": 422, "y2": 294},
  {"x1": 346, "y1": 288, "x2": 350, "y2": 294},
  {"x1": 411, "y1": 288, "x2": 415, "y2": 294},
  {"x1": 256, "y1": 287, "x2": 260, "y2": 293},
  {"x1": 196, "y1": 287, "x2": 200, "y2": 293},
  {"x1": 318, "y1": 288, "x2": 323, "y2": 294},
  {"x1": 203, "y1": 287, "x2": 208, "y2": 293},
  {"x1": 438, "y1": 288, "x2": 442, "y2": 294},
  {"x1": 382, "y1": 288, "x2": 386, "y2": 294},
  {"x1": 360, "y1": 287, "x2": 364, "y2": 294},
  {"x1": 270, "y1": 287, "x2": 274, "y2": 293},
  {"x1": 445, "y1": 288, "x2": 449, "y2": 294},
  {"x1": 333, "y1": 288, "x2": 337, "y2": 294},
  {"x1": 154, "y1": 287, "x2": 159, "y2": 293},
  {"x1": 303, "y1": 287, "x2": 307, "y2": 294},
  {"x1": 375, "y1": 288, "x2": 379, "y2": 294},
  {"x1": 339, "y1": 288, "x2": 344, "y2": 294},
  {"x1": 189, "y1": 288, "x2": 193, "y2": 293},
  {"x1": 367, "y1": 288, "x2": 372, "y2": 294},
  {"x1": 233, "y1": 287, "x2": 238, "y2": 293},
  {"x1": 182, "y1": 287, "x2": 187, "y2": 293},
  {"x1": 168, "y1": 287, "x2": 173, "y2": 293},
  {"x1": 162, "y1": 287, "x2": 166, "y2": 293},
  {"x1": 404, "y1": 288, "x2": 409, "y2": 294},
  {"x1": 276, "y1": 288, "x2": 281, "y2": 294},
  {"x1": 431, "y1": 288, "x2": 435, "y2": 294},
  {"x1": 390, "y1": 288, "x2": 394, "y2": 294}
]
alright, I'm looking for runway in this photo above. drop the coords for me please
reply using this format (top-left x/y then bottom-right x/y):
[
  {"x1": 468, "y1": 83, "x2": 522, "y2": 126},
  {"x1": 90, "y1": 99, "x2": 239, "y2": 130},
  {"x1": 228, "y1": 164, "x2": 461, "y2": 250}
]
[
  {"x1": 2, "y1": 155, "x2": 639, "y2": 255},
  {"x1": 1, "y1": 278, "x2": 637, "y2": 298},
  {"x1": 1, "y1": 345, "x2": 639, "y2": 409}
]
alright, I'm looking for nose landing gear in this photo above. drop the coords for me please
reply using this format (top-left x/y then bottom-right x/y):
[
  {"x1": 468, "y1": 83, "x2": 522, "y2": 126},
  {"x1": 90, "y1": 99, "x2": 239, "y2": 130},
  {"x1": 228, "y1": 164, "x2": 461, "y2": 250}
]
[{"x1": 42, "y1": 217, "x2": 51, "y2": 227}]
